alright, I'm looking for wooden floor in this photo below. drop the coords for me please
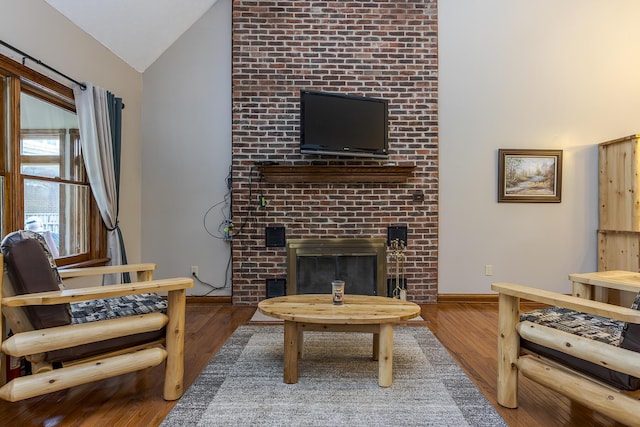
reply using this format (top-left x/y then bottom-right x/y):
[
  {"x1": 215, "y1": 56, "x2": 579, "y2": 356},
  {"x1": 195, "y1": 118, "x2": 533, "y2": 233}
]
[{"x1": 0, "y1": 302, "x2": 629, "y2": 426}]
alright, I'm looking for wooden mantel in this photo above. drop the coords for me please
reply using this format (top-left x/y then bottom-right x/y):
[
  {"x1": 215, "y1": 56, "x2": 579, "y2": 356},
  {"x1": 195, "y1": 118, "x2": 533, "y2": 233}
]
[{"x1": 255, "y1": 164, "x2": 415, "y2": 183}]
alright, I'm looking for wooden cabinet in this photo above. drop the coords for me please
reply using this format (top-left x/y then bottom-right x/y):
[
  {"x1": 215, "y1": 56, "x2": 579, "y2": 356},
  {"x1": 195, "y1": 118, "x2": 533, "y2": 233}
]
[
  {"x1": 599, "y1": 135, "x2": 640, "y2": 232},
  {"x1": 598, "y1": 135, "x2": 640, "y2": 304},
  {"x1": 598, "y1": 230, "x2": 640, "y2": 272}
]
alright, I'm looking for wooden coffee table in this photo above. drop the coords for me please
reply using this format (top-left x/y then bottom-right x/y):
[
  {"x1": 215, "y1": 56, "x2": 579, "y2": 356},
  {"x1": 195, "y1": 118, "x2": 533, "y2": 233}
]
[{"x1": 257, "y1": 294, "x2": 421, "y2": 387}]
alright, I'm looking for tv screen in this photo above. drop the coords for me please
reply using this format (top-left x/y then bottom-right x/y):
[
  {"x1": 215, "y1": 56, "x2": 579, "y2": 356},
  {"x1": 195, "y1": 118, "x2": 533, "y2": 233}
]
[{"x1": 300, "y1": 90, "x2": 388, "y2": 159}]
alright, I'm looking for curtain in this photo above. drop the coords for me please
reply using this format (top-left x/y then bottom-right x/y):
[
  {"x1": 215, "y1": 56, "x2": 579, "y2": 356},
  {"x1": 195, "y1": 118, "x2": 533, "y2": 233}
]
[
  {"x1": 73, "y1": 83, "x2": 129, "y2": 284},
  {"x1": 106, "y1": 92, "x2": 130, "y2": 283}
]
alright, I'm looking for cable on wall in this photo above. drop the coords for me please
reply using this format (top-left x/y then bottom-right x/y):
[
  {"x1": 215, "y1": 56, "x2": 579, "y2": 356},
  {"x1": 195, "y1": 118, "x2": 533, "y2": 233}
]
[
  {"x1": 194, "y1": 165, "x2": 234, "y2": 296},
  {"x1": 203, "y1": 165, "x2": 234, "y2": 240},
  {"x1": 230, "y1": 164, "x2": 263, "y2": 239}
]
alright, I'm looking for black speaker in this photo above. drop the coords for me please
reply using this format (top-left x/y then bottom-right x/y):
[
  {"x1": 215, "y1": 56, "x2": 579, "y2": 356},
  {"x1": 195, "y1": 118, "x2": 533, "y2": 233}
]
[
  {"x1": 266, "y1": 278, "x2": 286, "y2": 298},
  {"x1": 265, "y1": 226, "x2": 286, "y2": 247},
  {"x1": 387, "y1": 225, "x2": 408, "y2": 246}
]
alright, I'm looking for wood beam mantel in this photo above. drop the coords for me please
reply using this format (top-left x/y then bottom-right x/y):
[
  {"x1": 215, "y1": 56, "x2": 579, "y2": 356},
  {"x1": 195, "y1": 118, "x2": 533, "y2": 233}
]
[{"x1": 255, "y1": 164, "x2": 415, "y2": 183}]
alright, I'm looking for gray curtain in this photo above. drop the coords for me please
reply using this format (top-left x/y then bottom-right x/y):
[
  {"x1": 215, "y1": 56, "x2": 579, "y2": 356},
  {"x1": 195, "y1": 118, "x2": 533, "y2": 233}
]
[
  {"x1": 73, "y1": 83, "x2": 129, "y2": 284},
  {"x1": 106, "y1": 92, "x2": 130, "y2": 282}
]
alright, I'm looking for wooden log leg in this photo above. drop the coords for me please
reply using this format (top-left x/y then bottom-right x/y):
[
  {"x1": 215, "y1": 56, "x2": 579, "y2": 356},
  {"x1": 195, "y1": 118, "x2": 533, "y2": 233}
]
[
  {"x1": 571, "y1": 281, "x2": 593, "y2": 300},
  {"x1": 497, "y1": 293, "x2": 520, "y2": 408},
  {"x1": 164, "y1": 289, "x2": 186, "y2": 400},
  {"x1": 298, "y1": 329, "x2": 304, "y2": 359},
  {"x1": 284, "y1": 321, "x2": 299, "y2": 384},
  {"x1": 372, "y1": 332, "x2": 379, "y2": 361},
  {"x1": 378, "y1": 323, "x2": 393, "y2": 387}
]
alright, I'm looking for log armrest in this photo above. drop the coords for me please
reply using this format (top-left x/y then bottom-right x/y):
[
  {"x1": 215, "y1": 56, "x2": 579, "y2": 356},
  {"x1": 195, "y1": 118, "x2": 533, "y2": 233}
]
[
  {"x1": 2, "y1": 277, "x2": 194, "y2": 308},
  {"x1": 59, "y1": 263, "x2": 158, "y2": 282},
  {"x1": 491, "y1": 282, "x2": 640, "y2": 324}
]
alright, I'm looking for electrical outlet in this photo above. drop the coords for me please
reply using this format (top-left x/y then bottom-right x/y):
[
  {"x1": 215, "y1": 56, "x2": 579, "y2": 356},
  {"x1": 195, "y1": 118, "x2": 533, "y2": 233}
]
[
  {"x1": 191, "y1": 265, "x2": 199, "y2": 276},
  {"x1": 223, "y1": 219, "x2": 234, "y2": 241},
  {"x1": 485, "y1": 264, "x2": 493, "y2": 276}
]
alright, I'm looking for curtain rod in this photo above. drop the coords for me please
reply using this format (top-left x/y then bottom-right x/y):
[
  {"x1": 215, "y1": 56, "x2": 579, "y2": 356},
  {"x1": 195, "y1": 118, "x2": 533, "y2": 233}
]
[
  {"x1": 0, "y1": 39, "x2": 125, "y2": 109},
  {"x1": 0, "y1": 39, "x2": 87, "y2": 90}
]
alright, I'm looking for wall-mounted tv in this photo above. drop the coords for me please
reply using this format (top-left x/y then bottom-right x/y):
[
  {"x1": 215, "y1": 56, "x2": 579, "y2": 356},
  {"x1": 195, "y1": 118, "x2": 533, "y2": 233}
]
[{"x1": 300, "y1": 90, "x2": 388, "y2": 159}]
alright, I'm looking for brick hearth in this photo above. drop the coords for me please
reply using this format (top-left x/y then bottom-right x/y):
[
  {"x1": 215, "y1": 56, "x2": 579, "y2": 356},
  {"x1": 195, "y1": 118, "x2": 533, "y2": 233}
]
[{"x1": 231, "y1": 0, "x2": 438, "y2": 304}]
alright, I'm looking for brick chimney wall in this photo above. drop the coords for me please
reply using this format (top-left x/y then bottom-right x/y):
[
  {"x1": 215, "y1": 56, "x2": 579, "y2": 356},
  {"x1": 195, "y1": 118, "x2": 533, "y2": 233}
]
[{"x1": 231, "y1": 0, "x2": 438, "y2": 304}]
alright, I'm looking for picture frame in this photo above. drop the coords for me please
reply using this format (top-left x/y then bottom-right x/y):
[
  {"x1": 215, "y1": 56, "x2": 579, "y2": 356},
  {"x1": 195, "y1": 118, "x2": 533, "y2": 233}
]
[{"x1": 498, "y1": 149, "x2": 562, "y2": 203}]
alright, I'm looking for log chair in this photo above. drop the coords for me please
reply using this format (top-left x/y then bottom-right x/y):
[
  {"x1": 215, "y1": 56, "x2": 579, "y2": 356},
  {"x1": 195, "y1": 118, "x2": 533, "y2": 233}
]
[
  {"x1": 493, "y1": 271, "x2": 640, "y2": 426},
  {"x1": 0, "y1": 230, "x2": 193, "y2": 402}
]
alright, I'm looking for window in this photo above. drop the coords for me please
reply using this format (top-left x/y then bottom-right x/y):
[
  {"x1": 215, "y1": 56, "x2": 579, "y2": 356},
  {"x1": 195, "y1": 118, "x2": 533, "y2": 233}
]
[{"x1": 0, "y1": 54, "x2": 105, "y2": 266}]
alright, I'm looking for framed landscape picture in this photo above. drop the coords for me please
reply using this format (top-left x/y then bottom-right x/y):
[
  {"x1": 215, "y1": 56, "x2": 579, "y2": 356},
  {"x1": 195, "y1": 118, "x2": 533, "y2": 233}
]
[{"x1": 498, "y1": 149, "x2": 563, "y2": 203}]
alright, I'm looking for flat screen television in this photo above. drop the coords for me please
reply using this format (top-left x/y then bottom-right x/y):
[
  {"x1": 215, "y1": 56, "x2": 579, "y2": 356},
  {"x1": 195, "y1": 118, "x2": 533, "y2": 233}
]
[{"x1": 300, "y1": 90, "x2": 388, "y2": 159}]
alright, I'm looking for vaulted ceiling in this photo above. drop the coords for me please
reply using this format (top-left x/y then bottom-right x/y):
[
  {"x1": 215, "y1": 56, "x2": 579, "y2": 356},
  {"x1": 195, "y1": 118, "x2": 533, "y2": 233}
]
[{"x1": 45, "y1": 0, "x2": 219, "y2": 72}]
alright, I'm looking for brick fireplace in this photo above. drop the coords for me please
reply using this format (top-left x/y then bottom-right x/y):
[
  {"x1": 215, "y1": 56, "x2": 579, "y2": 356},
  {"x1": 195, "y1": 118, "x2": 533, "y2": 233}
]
[{"x1": 231, "y1": 0, "x2": 438, "y2": 305}]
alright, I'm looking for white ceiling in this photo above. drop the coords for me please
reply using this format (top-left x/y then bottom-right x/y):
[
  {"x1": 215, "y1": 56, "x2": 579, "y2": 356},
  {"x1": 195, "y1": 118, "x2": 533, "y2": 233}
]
[{"x1": 45, "y1": 0, "x2": 219, "y2": 72}]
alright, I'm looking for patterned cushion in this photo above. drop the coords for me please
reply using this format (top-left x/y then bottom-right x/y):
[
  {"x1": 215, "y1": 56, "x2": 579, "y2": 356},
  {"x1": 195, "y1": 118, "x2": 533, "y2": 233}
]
[
  {"x1": 521, "y1": 305, "x2": 640, "y2": 390},
  {"x1": 521, "y1": 306, "x2": 624, "y2": 347},
  {"x1": 631, "y1": 292, "x2": 640, "y2": 310},
  {"x1": 71, "y1": 293, "x2": 167, "y2": 324}
]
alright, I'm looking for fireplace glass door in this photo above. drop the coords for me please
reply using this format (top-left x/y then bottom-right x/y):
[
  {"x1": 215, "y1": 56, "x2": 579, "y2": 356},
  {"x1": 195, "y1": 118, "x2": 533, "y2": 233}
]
[
  {"x1": 286, "y1": 238, "x2": 388, "y2": 296},
  {"x1": 296, "y1": 255, "x2": 377, "y2": 295}
]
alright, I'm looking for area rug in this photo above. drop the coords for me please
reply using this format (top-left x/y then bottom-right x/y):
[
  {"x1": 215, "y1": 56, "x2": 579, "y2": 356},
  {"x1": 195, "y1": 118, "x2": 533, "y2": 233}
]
[{"x1": 161, "y1": 325, "x2": 506, "y2": 427}]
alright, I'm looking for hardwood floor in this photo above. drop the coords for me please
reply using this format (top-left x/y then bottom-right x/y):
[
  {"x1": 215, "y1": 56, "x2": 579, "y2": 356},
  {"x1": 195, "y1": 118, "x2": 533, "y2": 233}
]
[{"x1": 0, "y1": 302, "x2": 629, "y2": 426}]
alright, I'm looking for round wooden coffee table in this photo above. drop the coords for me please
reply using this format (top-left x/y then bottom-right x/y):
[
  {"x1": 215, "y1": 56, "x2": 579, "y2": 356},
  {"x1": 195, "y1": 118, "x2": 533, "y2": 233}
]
[{"x1": 258, "y1": 294, "x2": 421, "y2": 387}]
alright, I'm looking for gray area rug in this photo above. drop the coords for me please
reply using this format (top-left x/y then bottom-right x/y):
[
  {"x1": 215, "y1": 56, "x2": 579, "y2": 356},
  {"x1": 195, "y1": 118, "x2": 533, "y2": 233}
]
[{"x1": 162, "y1": 325, "x2": 506, "y2": 427}]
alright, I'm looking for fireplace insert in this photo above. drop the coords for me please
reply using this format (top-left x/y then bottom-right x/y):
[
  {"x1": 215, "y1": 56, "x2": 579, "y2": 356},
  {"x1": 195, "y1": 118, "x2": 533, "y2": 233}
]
[{"x1": 286, "y1": 238, "x2": 387, "y2": 296}]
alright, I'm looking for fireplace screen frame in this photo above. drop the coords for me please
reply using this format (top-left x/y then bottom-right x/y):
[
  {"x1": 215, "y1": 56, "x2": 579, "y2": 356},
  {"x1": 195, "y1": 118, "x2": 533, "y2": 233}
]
[{"x1": 286, "y1": 238, "x2": 388, "y2": 296}]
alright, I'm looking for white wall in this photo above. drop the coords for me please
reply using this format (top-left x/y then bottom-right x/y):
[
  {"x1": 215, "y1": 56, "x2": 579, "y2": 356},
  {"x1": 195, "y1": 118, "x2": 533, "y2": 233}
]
[
  {"x1": 1, "y1": 0, "x2": 143, "y2": 262},
  {"x1": 8, "y1": 1, "x2": 638, "y2": 297},
  {"x1": 141, "y1": 0, "x2": 232, "y2": 295},
  {"x1": 439, "y1": 1, "x2": 640, "y2": 293}
]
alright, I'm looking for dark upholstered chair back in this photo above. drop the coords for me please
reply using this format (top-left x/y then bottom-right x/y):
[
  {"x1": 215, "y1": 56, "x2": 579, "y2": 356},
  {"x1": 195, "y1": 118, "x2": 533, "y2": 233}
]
[{"x1": 1, "y1": 230, "x2": 71, "y2": 329}]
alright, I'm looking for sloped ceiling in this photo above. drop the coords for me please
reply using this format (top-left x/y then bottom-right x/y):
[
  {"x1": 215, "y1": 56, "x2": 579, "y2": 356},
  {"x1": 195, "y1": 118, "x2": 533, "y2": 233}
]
[{"x1": 45, "y1": 0, "x2": 219, "y2": 72}]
